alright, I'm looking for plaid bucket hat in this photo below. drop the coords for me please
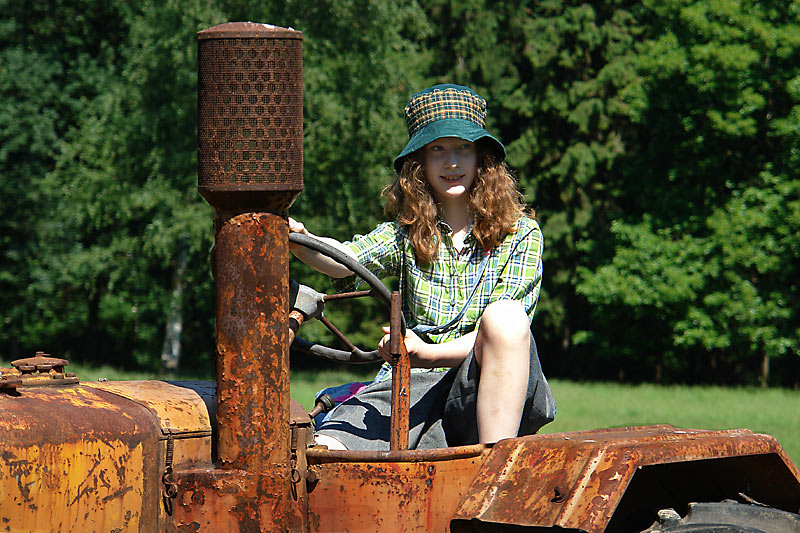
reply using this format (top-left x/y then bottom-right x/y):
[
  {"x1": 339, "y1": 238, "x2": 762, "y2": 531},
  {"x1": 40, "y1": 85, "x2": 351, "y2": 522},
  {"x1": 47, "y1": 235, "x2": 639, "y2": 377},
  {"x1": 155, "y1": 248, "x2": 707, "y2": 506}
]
[{"x1": 393, "y1": 84, "x2": 505, "y2": 173}]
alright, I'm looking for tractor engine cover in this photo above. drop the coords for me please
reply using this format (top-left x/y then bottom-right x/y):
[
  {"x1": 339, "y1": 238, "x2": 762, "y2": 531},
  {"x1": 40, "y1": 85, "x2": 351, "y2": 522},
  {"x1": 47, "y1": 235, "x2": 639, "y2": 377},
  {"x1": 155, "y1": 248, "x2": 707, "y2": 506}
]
[{"x1": 0, "y1": 383, "x2": 162, "y2": 532}]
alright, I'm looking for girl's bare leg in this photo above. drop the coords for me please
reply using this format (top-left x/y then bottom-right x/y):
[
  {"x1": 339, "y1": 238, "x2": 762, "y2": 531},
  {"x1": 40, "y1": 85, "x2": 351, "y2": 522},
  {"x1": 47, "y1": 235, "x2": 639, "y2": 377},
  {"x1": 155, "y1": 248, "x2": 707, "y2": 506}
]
[
  {"x1": 474, "y1": 300, "x2": 530, "y2": 443},
  {"x1": 314, "y1": 434, "x2": 348, "y2": 450}
]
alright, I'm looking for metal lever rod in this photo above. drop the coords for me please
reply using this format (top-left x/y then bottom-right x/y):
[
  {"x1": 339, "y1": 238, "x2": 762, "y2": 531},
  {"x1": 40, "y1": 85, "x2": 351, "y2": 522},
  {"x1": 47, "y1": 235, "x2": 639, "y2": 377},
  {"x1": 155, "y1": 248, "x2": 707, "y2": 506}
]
[{"x1": 389, "y1": 291, "x2": 411, "y2": 451}]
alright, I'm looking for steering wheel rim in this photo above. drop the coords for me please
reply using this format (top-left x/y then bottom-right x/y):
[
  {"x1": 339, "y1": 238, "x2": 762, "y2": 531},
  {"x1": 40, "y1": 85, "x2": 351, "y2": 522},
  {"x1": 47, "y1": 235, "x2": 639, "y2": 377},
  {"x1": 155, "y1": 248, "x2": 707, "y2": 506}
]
[{"x1": 289, "y1": 232, "x2": 403, "y2": 363}]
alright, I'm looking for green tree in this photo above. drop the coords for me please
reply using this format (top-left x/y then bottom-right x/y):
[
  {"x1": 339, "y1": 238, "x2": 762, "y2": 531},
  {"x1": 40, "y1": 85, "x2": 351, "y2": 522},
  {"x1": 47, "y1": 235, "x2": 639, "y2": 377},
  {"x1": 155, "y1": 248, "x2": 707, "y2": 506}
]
[
  {"x1": 2, "y1": 0, "x2": 226, "y2": 368},
  {"x1": 575, "y1": 0, "x2": 800, "y2": 385},
  {"x1": 4, "y1": 0, "x2": 797, "y2": 385},
  {"x1": 0, "y1": 0, "x2": 129, "y2": 360},
  {"x1": 1, "y1": 0, "x2": 435, "y2": 368}
]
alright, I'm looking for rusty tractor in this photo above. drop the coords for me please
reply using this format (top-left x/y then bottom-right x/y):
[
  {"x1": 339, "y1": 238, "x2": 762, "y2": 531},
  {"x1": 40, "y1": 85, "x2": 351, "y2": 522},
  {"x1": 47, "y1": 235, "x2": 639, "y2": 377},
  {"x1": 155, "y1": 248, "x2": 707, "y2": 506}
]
[{"x1": 1, "y1": 22, "x2": 799, "y2": 532}]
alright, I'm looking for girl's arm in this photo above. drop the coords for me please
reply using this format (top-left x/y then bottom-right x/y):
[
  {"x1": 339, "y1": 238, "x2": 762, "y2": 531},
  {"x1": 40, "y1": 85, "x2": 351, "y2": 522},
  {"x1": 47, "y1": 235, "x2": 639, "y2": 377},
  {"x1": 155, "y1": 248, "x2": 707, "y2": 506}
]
[
  {"x1": 379, "y1": 328, "x2": 477, "y2": 368},
  {"x1": 288, "y1": 218, "x2": 357, "y2": 278}
]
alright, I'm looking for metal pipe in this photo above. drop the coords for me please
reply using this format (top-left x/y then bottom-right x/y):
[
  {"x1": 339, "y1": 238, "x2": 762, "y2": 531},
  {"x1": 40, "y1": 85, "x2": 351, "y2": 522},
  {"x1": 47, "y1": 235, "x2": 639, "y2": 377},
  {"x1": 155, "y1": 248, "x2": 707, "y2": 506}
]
[
  {"x1": 213, "y1": 211, "x2": 290, "y2": 470},
  {"x1": 390, "y1": 291, "x2": 410, "y2": 450}
]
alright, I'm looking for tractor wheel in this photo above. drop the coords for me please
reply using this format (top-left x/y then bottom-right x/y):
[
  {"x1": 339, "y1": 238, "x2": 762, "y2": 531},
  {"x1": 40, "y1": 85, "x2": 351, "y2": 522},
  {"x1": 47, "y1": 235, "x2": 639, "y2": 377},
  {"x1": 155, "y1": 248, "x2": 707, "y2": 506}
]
[{"x1": 643, "y1": 501, "x2": 800, "y2": 533}]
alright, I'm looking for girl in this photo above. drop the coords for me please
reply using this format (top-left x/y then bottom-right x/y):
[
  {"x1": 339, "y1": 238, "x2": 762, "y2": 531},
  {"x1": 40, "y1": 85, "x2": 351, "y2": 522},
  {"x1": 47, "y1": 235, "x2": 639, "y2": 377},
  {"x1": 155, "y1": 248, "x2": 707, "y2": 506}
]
[{"x1": 289, "y1": 84, "x2": 555, "y2": 450}]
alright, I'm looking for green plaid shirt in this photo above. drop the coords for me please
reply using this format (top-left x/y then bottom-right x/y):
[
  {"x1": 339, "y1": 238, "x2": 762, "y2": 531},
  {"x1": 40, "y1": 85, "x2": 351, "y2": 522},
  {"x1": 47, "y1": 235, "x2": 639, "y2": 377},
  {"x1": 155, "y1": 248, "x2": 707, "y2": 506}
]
[{"x1": 333, "y1": 216, "x2": 543, "y2": 346}]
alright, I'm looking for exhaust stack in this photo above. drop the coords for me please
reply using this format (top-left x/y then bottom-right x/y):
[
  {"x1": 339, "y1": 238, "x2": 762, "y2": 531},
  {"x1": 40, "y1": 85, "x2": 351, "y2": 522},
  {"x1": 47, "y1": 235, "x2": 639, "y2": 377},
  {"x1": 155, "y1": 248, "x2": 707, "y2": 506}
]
[{"x1": 192, "y1": 22, "x2": 302, "y2": 528}]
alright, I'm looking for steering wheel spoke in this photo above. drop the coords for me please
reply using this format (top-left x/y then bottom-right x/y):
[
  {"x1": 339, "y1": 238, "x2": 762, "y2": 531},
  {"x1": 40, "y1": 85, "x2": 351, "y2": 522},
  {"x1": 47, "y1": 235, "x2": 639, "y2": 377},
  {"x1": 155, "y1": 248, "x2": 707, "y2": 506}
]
[
  {"x1": 288, "y1": 232, "x2": 404, "y2": 364},
  {"x1": 318, "y1": 315, "x2": 358, "y2": 352},
  {"x1": 322, "y1": 289, "x2": 374, "y2": 302}
]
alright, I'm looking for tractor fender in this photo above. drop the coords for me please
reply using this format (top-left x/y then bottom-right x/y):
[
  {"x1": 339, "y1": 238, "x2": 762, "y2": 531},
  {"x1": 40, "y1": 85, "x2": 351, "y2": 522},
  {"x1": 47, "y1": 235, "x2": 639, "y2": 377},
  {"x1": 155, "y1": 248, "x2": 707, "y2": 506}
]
[{"x1": 451, "y1": 425, "x2": 800, "y2": 532}]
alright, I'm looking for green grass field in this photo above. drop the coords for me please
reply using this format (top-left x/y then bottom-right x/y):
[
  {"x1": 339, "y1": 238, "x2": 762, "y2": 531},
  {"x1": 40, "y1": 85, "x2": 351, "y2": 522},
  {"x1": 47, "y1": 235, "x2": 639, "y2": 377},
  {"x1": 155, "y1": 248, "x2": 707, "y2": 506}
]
[
  {"x1": 540, "y1": 379, "x2": 800, "y2": 464},
  {"x1": 4, "y1": 360, "x2": 798, "y2": 466}
]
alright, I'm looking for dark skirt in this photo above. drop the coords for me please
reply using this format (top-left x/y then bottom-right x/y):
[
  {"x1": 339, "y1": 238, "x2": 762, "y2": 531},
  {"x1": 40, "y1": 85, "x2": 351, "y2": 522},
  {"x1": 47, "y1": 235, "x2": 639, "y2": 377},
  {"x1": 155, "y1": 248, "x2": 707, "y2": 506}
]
[{"x1": 315, "y1": 334, "x2": 556, "y2": 450}]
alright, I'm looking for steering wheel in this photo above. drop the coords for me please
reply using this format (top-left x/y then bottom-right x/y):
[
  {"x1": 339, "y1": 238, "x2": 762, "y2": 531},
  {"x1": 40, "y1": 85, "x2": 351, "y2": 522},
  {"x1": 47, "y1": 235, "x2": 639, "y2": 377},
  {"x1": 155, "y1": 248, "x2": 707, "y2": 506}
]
[{"x1": 288, "y1": 232, "x2": 404, "y2": 364}]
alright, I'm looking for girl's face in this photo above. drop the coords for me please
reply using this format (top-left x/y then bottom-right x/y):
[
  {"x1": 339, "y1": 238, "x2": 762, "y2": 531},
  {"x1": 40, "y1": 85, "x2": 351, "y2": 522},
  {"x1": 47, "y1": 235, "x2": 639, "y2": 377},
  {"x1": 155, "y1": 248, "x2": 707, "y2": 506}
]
[{"x1": 422, "y1": 137, "x2": 477, "y2": 204}]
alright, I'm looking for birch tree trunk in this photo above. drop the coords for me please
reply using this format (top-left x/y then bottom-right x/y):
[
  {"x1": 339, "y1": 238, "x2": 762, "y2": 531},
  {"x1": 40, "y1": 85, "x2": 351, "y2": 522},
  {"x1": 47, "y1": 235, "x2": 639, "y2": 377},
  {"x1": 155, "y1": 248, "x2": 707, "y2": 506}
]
[{"x1": 160, "y1": 240, "x2": 188, "y2": 374}]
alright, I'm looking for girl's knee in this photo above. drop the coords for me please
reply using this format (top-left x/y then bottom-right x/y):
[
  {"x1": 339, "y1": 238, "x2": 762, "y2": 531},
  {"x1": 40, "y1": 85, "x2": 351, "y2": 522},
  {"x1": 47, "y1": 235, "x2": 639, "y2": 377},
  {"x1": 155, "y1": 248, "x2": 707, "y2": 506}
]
[{"x1": 478, "y1": 300, "x2": 530, "y2": 345}]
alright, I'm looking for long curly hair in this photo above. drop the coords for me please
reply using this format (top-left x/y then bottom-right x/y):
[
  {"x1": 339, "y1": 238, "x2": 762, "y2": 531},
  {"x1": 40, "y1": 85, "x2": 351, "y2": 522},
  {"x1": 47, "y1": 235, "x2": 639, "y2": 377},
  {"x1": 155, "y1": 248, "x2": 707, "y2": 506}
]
[{"x1": 383, "y1": 149, "x2": 530, "y2": 264}]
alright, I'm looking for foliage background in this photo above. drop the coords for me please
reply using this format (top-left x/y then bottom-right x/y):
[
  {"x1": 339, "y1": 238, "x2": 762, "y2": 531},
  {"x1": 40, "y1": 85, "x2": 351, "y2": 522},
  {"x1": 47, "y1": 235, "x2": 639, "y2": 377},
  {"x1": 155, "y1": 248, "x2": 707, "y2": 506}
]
[{"x1": 1, "y1": 0, "x2": 798, "y2": 386}]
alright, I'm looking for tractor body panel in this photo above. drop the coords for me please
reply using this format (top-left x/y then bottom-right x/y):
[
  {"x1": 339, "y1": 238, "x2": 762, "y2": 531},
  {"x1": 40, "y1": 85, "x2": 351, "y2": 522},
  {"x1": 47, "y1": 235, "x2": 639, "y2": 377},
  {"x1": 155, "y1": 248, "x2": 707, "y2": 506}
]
[
  {"x1": 2, "y1": 377, "x2": 800, "y2": 532},
  {"x1": 299, "y1": 426, "x2": 800, "y2": 532},
  {"x1": 306, "y1": 445, "x2": 489, "y2": 532},
  {"x1": 86, "y1": 380, "x2": 216, "y2": 471},
  {"x1": 0, "y1": 384, "x2": 161, "y2": 532}
]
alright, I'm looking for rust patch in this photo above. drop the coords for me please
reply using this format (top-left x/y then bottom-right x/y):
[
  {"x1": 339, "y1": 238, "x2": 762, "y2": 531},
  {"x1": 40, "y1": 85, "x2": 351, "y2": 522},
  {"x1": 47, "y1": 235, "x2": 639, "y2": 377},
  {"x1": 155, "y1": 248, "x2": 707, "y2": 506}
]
[
  {"x1": 307, "y1": 450, "x2": 488, "y2": 532},
  {"x1": 168, "y1": 466, "x2": 298, "y2": 532},
  {"x1": 101, "y1": 485, "x2": 134, "y2": 504}
]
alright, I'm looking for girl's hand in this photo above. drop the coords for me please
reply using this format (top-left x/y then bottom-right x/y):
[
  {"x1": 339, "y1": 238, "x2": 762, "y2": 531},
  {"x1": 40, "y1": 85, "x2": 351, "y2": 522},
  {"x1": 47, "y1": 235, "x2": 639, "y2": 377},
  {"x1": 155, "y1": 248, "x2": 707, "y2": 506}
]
[
  {"x1": 377, "y1": 326, "x2": 427, "y2": 366},
  {"x1": 286, "y1": 217, "x2": 356, "y2": 277},
  {"x1": 288, "y1": 217, "x2": 309, "y2": 236},
  {"x1": 288, "y1": 217, "x2": 312, "y2": 256}
]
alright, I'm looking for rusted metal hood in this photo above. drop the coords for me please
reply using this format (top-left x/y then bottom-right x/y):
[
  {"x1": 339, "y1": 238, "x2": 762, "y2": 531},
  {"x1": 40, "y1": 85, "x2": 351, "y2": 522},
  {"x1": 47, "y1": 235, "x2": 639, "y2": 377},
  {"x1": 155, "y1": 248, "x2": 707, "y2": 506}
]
[
  {"x1": 452, "y1": 425, "x2": 800, "y2": 532},
  {"x1": 0, "y1": 383, "x2": 162, "y2": 531}
]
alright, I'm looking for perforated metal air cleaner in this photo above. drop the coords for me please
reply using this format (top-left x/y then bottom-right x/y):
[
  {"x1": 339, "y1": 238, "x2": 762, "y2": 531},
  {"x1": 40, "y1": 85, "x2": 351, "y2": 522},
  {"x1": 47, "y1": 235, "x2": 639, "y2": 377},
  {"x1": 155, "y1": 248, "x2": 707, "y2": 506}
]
[{"x1": 197, "y1": 22, "x2": 303, "y2": 212}]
